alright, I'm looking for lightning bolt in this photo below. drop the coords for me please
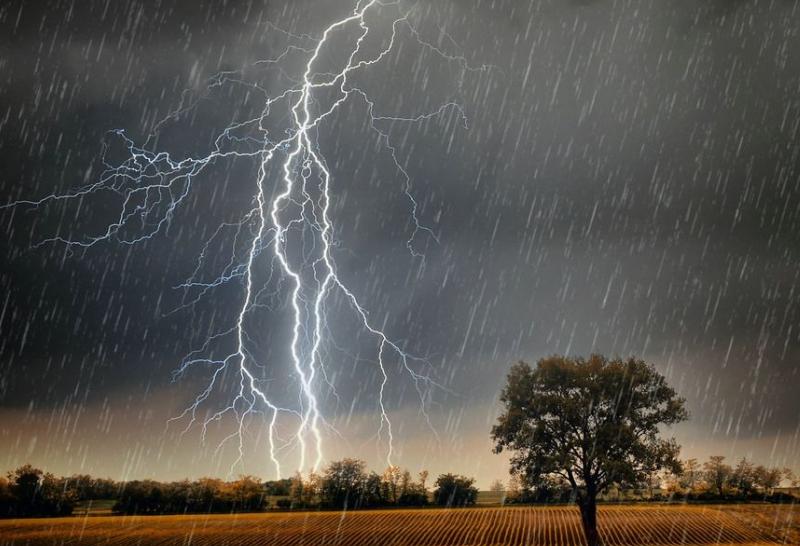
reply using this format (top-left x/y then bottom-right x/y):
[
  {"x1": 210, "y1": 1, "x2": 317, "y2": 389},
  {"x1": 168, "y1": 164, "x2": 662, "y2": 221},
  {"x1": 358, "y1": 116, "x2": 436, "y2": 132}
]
[{"x1": 3, "y1": 0, "x2": 485, "y2": 478}]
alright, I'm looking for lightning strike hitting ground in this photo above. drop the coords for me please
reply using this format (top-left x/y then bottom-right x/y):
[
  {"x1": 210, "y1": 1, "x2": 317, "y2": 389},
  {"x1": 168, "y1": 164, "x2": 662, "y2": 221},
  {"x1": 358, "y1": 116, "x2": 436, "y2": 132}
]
[{"x1": 3, "y1": 1, "x2": 484, "y2": 477}]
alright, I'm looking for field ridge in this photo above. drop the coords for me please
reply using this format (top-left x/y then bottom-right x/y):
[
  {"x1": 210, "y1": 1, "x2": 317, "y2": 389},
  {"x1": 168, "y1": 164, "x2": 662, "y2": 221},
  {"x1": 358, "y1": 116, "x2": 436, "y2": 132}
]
[{"x1": 0, "y1": 504, "x2": 794, "y2": 545}]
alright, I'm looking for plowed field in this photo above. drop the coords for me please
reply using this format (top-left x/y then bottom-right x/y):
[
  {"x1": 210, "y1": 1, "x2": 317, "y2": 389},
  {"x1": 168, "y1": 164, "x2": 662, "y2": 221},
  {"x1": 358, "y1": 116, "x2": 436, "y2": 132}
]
[{"x1": 1, "y1": 504, "x2": 796, "y2": 545}]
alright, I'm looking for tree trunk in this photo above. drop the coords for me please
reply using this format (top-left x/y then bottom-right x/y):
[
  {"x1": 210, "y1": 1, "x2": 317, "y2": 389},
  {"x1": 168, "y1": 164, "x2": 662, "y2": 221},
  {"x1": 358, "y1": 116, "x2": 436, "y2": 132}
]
[{"x1": 578, "y1": 496, "x2": 601, "y2": 546}]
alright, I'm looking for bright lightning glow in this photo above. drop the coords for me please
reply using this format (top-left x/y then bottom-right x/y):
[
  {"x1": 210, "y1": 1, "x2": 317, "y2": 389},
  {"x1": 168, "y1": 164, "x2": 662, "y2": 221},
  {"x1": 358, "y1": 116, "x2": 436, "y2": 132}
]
[{"x1": 3, "y1": 0, "x2": 485, "y2": 478}]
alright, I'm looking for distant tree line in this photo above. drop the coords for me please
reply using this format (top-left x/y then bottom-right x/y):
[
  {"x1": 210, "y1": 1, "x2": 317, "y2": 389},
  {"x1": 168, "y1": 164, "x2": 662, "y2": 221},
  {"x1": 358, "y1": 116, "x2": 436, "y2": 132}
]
[
  {"x1": 112, "y1": 475, "x2": 268, "y2": 514},
  {"x1": 0, "y1": 465, "x2": 76, "y2": 517},
  {"x1": 495, "y1": 455, "x2": 797, "y2": 505},
  {"x1": 279, "y1": 459, "x2": 476, "y2": 509},
  {"x1": 5, "y1": 454, "x2": 793, "y2": 519},
  {"x1": 1, "y1": 459, "x2": 478, "y2": 517},
  {"x1": 661, "y1": 455, "x2": 797, "y2": 502}
]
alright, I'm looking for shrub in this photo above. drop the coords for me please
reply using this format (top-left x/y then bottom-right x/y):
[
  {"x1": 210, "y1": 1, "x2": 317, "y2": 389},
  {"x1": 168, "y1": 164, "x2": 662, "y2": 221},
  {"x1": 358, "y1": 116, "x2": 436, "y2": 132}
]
[
  {"x1": 766, "y1": 492, "x2": 796, "y2": 504},
  {"x1": 397, "y1": 490, "x2": 428, "y2": 506},
  {"x1": 433, "y1": 474, "x2": 478, "y2": 507}
]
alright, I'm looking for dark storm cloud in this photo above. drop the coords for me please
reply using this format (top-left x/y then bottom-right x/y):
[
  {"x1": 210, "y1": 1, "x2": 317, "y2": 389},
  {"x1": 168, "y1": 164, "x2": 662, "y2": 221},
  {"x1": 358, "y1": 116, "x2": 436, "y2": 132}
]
[{"x1": 1, "y1": 0, "x2": 799, "y2": 478}]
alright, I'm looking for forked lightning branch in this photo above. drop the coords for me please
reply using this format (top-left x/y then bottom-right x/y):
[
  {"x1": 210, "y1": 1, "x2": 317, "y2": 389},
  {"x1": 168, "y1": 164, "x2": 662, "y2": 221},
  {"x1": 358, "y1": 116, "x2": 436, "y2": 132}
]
[{"x1": 3, "y1": 0, "x2": 484, "y2": 477}]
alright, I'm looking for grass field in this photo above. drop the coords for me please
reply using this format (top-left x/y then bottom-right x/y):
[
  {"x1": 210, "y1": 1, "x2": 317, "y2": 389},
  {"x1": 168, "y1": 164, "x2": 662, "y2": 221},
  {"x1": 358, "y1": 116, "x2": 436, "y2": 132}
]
[{"x1": 0, "y1": 504, "x2": 796, "y2": 545}]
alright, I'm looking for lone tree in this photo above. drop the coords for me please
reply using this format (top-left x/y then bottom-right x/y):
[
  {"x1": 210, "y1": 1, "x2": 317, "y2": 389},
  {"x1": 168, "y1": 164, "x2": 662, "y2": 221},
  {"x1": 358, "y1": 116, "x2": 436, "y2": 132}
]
[{"x1": 492, "y1": 355, "x2": 687, "y2": 546}]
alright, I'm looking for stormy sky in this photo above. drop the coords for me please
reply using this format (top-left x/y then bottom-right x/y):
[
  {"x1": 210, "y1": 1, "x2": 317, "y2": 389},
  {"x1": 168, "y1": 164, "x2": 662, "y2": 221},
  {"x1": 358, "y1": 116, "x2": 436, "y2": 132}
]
[{"x1": 1, "y1": 0, "x2": 799, "y2": 486}]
